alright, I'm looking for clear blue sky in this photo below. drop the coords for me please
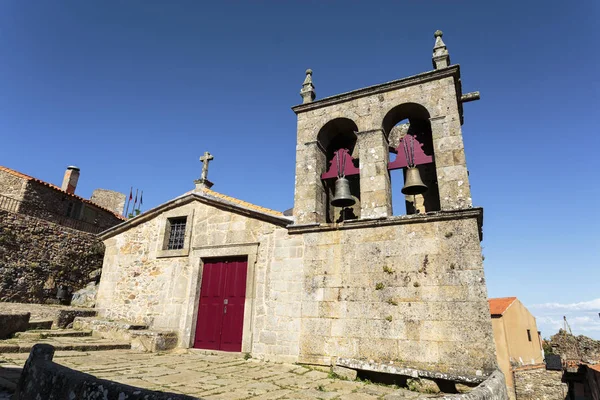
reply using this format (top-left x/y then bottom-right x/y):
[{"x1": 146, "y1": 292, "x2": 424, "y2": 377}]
[{"x1": 1, "y1": 1, "x2": 598, "y2": 338}]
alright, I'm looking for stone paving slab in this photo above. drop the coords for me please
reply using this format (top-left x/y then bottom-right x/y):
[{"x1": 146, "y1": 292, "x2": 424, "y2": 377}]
[{"x1": 0, "y1": 349, "x2": 433, "y2": 399}]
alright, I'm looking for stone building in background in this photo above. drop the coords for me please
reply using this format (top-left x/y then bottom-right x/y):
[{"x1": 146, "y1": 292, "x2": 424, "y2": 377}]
[
  {"x1": 0, "y1": 165, "x2": 125, "y2": 233},
  {"x1": 96, "y1": 32, "x2": 498, "y2": 378},
  {"x1": 0, "y1": 165, "x2": 125, "y2": 303}
]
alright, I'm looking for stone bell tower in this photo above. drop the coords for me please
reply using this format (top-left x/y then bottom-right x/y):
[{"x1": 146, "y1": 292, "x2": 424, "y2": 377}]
[
  {"x1": 288, "y1": 32, "x2": 496, "y2": 376},
  {"x1": 292, "y1": 30, "x2": 478, "y2": 225}
]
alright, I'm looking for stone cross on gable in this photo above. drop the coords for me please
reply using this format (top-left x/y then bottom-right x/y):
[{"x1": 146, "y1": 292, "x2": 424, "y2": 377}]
[{"x1": 200, "y1": 151, "x2": 213, "y2": 181}]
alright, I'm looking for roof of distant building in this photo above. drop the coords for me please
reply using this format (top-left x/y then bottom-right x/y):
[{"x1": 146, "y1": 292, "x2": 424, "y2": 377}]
[
  {"x1": 488, "y1": 297, "x2": 517, "y2": 317},
  {"x1": 0, "y1": 165, "x2": 126, "y2": 220}
]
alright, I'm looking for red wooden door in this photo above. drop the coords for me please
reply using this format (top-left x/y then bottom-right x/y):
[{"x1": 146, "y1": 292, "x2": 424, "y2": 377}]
[{"x1": 194, "y1": 257, "x2": 248, "y2": 352}]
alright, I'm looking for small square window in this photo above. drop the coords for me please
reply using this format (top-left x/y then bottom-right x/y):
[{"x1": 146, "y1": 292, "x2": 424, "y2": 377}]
[
  {"x1": 527, "y1": 329, "x2": 532, "y2": 342},
  {"x1": 165, "y1": 217, "x2": 187, "y2": 250}
]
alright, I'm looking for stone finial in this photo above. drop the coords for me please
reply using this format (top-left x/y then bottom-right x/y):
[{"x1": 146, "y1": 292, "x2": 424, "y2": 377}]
[
  {"x1": 300, "y1": 69, "x2": 316, "y2": 104},
  {"x1": 432, "y1": 30, "x2": 450, "y2": 69}
]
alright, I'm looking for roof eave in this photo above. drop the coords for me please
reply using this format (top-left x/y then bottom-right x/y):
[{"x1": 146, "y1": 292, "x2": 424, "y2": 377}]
[{"x1": 99, "y1": 192, "x2": 291, "y2": 241}]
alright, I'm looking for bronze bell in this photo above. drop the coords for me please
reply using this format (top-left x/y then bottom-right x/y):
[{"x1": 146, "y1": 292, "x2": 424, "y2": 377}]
[
  {"x1": 402, "y1": 167, "x2": 428, "y2": 195},
  {"x1": 331, "y1": 177, "x2": 355, "y2": 207}
]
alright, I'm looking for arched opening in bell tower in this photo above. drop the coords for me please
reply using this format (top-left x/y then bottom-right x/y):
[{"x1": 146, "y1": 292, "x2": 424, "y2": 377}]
[
  {"x1": 383, "y1": 103, "x2": 440, "y2": 216},
  {"x1": 317, "y1": 118, "x2": 360, "y2": 223}
]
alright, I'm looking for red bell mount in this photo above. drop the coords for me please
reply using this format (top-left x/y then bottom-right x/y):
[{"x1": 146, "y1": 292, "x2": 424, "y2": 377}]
[
  {"x1": 321, "y1": 149, "x2": 359, "y2": 180},
  {"x1": 321, "y1": 134, "x2": 434, "y2": 180},
  {"x1": 388, "y1": 134, "x2": 433, "y2": 170}
]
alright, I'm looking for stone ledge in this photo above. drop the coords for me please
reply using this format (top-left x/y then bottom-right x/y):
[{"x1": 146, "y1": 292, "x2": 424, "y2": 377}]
[
  {"x1": 512, "y1": 363, "x2": 546, "y2": 372},
  {"x1": 287, "y1": 208, "x2": 483, "y2": 236},
  {"x1": 336, "y1": 357, "x2": 486, "y2": 385}
]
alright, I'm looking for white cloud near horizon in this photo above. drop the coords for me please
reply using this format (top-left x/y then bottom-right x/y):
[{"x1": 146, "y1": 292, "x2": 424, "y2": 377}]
[
  {"x1": 531, "y1": 298, "x2": 600, "y2": 311},
  {"x1": 529, "y1": 298, "x2": 600, "y2": 339}
]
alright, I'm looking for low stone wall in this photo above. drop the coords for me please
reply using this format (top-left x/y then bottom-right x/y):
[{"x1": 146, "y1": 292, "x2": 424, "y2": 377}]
[
  {"x1": 337, "y1": 358, "x2": 507, "y2": 399},
  {"x1": 437, "y1": 370, "x2": 508, "y2": 400},
  {"x1": 513, "y1": 364, "x2": 567, "y2": 400},
  {"x1": 0, "y1": 313, "x2": 30, "y2": 339},
  {"x1": 0, "y1": 302, "x2": 96, "y2": 328},
  {"x1": 0, "y1": 210, "x2": 105, "y2": 303},
  {"x1": 14, "y1": 344, "x2": 199, "y2": 400}
]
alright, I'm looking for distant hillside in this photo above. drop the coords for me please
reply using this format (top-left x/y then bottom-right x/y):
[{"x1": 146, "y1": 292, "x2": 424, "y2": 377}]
[{"x1": 549, "y1": 329, "x2": 600, "y2": 362}]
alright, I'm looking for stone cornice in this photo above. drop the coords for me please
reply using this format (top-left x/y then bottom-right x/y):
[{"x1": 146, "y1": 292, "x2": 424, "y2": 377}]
[
  {"x1": 287, "y1": 207, "x2": 483, "y2": 240},
  {"x1": 291, "y1": 65, "x2": 461, "y2": 114}
]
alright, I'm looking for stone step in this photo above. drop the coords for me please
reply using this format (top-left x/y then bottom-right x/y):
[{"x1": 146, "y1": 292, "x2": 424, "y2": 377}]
[
  {"x1": 27, "y1": 320, "x2": 53, "y2": 330},
  {"x1": 72, "y1": 317, "x2": 177, "y2": 352},
  {"x1": 130, "y1": 330, "x2": 178, "y2": 352},
  {"x1": 73, "y1": 317, "x2": 148, "y2": 333},
  {"x1": 0, "y1": 339, "x2": 130, "y2": 353},
  {"x1": 14, "y1": 329, "x2": 92, "y2": 340}
]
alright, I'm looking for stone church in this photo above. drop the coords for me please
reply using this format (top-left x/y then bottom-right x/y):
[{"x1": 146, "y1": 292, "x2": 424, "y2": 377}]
[{"x1": 96, "y1": 31, "x2": 497, "y2": 378}]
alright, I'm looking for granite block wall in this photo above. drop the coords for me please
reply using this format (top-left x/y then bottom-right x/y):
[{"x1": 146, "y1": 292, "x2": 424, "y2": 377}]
[{"x1": 0, "y1": 210, "x2": 104, "y2": 303}]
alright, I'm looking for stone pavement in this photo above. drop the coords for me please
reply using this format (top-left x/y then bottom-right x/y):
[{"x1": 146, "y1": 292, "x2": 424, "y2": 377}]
[{"x1": 0, "y1": 349, "x2": 430, "y2": 399}]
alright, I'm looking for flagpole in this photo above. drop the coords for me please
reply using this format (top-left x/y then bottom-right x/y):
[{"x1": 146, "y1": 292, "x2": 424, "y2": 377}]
[
  {"x1": 139, "y1": 190, "x2": 143, "y2": 213},
  {"x1": 125, "y1": 187, "x2": 132, "y2": 217},
  {"x1": 132, "y1": 188, "x2": 139, "y2": 216}
]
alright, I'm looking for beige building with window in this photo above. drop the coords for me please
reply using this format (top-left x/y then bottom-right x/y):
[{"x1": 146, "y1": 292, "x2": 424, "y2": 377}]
[{"x1": 489, "y1": 297, "x2": 544, "y2": 398}]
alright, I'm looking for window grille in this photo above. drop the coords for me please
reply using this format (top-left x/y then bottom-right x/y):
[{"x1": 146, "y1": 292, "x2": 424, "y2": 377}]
[{"x1": 166, "y1": 217, "x2": 187, "y2": 250}]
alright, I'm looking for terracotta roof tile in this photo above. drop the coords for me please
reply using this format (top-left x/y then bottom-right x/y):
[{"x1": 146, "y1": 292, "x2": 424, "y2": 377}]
[
  {"x1": 0, "y1": 165, "x2": 126, "y2": 220},
  {"x1": 488, "y1": 297, "x2": 517, "y2": 316},
  {"x1": 200, "y1": 187, "x2": 286, "y2": 218},
  {"x1": 589, "y1": 364, "x2": 600, "y2": 372}
]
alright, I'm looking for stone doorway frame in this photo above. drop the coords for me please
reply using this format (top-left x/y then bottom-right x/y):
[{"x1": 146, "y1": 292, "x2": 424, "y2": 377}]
[{"x1": 180, "y1": 242, "x2": 259, "y2": 353}]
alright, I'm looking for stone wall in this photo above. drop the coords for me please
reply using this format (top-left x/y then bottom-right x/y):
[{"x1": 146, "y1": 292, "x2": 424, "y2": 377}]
[
  {"x1": 0, "y1": 169, "x2": 27, "y2": 200},
  {"x1": 0, "y1": 210, "x2": 105, "y2": 303},
  {"x1": 293, "y1": 210, "x2": 496, "y2": 376},
  {"x1": 513, "y1": 364, "x2": 567, "y2": 400},
  {"x1": 90, "y1": 189, "x2": 126, "y2": 216}
]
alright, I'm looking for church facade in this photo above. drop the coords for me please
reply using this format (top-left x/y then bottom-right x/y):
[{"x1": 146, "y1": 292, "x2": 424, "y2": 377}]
[{"x1": 96, "y1": 31, "x2": 497, "y2": 377}]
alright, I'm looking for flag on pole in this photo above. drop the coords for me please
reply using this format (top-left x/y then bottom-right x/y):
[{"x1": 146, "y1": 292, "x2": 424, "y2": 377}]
[
  {"x1": 140, "y1": 191, "x2": 143, "y2": 206},
  {"x1": 125, "y1": 186, "x2": 133, "y2": 217}
]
